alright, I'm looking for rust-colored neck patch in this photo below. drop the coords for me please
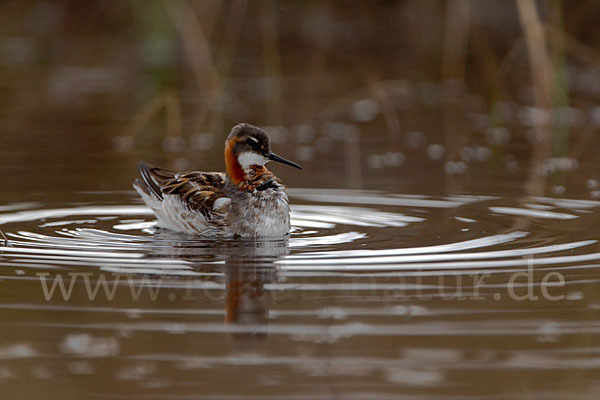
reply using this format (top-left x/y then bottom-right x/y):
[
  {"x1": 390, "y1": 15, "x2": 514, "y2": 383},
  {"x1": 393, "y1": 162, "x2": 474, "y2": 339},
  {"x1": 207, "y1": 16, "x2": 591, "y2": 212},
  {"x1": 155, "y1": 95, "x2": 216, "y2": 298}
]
[
  {"x1": 226, "y1": 141, "x2": 280, "y2": 191},
  {"x1": 225, "y1": 139, "x2": 245, "y2": 186}
]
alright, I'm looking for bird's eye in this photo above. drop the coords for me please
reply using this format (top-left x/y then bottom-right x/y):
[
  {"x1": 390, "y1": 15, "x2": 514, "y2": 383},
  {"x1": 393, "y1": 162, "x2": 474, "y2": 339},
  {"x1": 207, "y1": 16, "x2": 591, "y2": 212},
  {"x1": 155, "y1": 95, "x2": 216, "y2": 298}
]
[{"x1": 246, "y1": 137, "x2": 259, "y2": 148}]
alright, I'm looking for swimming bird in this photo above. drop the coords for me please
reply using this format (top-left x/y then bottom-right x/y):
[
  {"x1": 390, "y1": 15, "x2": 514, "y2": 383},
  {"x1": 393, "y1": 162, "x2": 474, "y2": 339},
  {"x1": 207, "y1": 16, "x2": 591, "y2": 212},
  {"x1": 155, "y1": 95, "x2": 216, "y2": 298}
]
[{"x1": 134, "y1": 123, "x2": 302, "y2": 237}]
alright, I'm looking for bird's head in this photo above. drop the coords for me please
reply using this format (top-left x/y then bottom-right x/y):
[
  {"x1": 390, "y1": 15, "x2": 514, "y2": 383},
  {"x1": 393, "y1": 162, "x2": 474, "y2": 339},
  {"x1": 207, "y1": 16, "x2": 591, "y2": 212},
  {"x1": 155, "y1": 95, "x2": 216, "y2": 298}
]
[{"x1": 224, "y1": 123, "x2": 302, "y2": 185}]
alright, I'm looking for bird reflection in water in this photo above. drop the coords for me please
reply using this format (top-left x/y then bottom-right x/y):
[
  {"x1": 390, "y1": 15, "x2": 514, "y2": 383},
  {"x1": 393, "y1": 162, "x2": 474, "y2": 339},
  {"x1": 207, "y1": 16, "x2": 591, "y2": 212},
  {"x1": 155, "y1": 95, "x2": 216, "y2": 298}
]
[
  {"x1": 223, "y1": 239, "x2": 287, "y2": 341},
  {"x1": 148, "y1": 231, "x2": 289, "y2": 341}
]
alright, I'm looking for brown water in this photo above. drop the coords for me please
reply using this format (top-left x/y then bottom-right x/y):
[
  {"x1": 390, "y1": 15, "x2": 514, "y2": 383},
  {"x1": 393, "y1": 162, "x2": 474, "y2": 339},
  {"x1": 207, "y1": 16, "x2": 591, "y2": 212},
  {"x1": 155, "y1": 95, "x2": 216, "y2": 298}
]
[{"x1": 2, "y1": 1, "x2": 600, "y2": 399}]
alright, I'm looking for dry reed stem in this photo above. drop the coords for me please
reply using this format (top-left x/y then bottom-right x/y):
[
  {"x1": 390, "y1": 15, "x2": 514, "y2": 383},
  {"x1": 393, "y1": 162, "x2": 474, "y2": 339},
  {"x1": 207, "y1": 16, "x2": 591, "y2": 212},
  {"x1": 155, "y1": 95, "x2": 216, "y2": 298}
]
[
  {"x1": 344, "y1": 126, "x2": 362, "y2": 189},
  {"x1": 442, "y1": 0, "x2": 470, "y2": 81},
  {"x1": 122, "y1": 91, "x2": 165, "y2": 138},
  {"x1": 516, "y1": 0, "x2": 553, "y2": 197},
  {"x1": 122, "y1": 90, "x2": 182, "y2": 144},
  {"x1": 163, "y1": 0, "x2": 221, "y2": 133},
  {"x1": 165, "y1": 90, "x2": 182, "y2": 138},
  {"x1": 302, "y1": 4, "x2": 334, "y2": 120},
  {"x1": 469, "y1": 2, "x2": 506, "y2": 101},
  {"x1": 370, "y1": 82, "x2": 402, "y2": 146},
  {"x1": 162, "y1": 0, "x2": 220, "y2": 91},
  {"x1": 216, "y1": 0, "x2": 248, "y2": 73},
  {"x1": 516, "y1": 0, "x2": 553, "y2": 108},
  {"x1": 547, "y1": 25, "x2": 600, "y2": 68},
  {"x1": 441, "y1": 0, "x2": 470, "y2": 192},
  {"x1": 202, "y1": 0, "x2": 248, "y2": 140},
  {"x1": 259, "y1": 0, "x2": 283, "y2": 125},
  {"x1": 498, "y1": 37, "x2": 525, "y2": 76}
]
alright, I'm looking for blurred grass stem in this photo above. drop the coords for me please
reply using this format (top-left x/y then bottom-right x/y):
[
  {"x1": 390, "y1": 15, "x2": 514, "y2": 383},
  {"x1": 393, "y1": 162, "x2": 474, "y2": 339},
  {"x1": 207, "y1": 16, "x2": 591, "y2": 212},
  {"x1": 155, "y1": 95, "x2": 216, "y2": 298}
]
[
  {"x1": 442, "y1": 0, "x2": 470, "y2": 192},
  {"x1": 516, "y1": 0, "x2": 553, "y2": 197}
]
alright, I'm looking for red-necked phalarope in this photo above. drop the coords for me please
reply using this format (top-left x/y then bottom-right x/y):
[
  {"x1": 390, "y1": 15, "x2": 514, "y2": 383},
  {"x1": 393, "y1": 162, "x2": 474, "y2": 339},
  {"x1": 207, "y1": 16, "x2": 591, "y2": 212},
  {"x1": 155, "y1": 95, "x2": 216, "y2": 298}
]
[{"x1": 134, "y1": 123, "x2": 302, "y2": 237}]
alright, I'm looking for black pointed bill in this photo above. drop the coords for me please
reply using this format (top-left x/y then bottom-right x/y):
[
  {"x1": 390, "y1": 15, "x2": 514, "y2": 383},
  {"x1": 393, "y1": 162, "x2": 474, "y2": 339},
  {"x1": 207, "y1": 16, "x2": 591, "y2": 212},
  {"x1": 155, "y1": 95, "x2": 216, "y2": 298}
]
[{"x1": 268, "y1": 152, "x2": 303, "y2": 169}]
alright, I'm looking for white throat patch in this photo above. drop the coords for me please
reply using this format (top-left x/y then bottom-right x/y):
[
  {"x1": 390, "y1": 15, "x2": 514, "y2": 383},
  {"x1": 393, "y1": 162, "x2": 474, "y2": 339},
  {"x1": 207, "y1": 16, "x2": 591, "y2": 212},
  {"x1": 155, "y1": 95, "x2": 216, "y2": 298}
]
[{"x1": 237, "y1": 152, "x2": 269, "y2": 170}]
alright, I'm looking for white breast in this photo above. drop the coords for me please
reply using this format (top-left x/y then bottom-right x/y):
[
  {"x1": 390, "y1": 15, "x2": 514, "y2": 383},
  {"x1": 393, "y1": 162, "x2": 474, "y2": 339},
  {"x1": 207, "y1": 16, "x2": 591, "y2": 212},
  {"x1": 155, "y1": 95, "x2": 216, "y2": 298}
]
[{"x1": 228, "y1": 188, "x2": 291, "y2": 237}]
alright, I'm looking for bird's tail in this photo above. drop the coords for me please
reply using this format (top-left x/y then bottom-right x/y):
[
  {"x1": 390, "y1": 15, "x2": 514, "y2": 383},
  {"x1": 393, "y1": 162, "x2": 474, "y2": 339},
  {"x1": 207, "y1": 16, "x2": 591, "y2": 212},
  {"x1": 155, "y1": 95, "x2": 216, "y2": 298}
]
[
  {"x1": 135, "y1": 162, "x2": 164, "y2": 200},
  {"x1": 133, "y1": 162, "x2": 170, "y2": 212}
]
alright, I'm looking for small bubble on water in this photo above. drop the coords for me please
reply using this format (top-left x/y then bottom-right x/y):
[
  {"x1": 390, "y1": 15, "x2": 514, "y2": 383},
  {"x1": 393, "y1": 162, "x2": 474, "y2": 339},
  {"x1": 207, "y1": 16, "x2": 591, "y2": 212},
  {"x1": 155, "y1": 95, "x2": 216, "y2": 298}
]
[
  {"x1": 589, "y1": 106, "x2": 600, "y2": 127},
  {"x1": 461, "y1": 146, "x2": 474, "y2": 162},
  {"x1": 385, "y1": 367, "x2": 442, "y2": 385},
  {"x1": 264, "y1": 126, "x2": 288, "y2": 144},
  {"x1": 178, "y1": 357, "x2": 211, "y2": 370},
  {"x1": 116, "y1": 329, "x2": 133, "y2": 338},
  {"x1": 351, "y1": 98, "x2": 380, "y2": 122},
  {"x1": 526, "y1": 128, "x2": 546, "y2": 143},
  {"x1": 125, "y1": 310, "x2": 143, "y2": 319},
  {"x1": 294, "y1": 146, "x2": 315, "y2": 161},
  {"x1": 172, "y1": 158, "x2": 189, "y2": 171},
  {"x1": 67, "y1": 361, "x2": 94, "y2": 375},
  {"x1": 574, "y1": 69, "x2": 600, "y2": 96},
  {"x1": 317, "y1": 306, "x2": 347, "y2": 320},
  {"x1": 471, "y1": 113, "x2": 490, "y2": 131},
  {"x1": 162, "y1": 136, "x2": 186, "y2": 153},
  {"x1": 141, "y1": 38, "x2": 171, "y2": 69},
  {"x1": 504, "y1": 154, "x2": 519, "y2": 173},
  {"x1": 474, "y1": 146, "x2": 492, "y2": 162},
  {"x1": 344, "y1": 124, "x2": 361, "y2": 141},
  {"x1": 405, "y1": 130, "x2": 426, "y2": 148},
  {"x1": 552, "y1": 185, "x2": 566, "y2": 195},
  {"x1": 112, "y1": 136, "x2": 134, "y2": 152},
  {"x1": 0, "y1": 367, "x2": 13, "y2": 382},
  {"x1": 519, "y1": 106, "x2": 550, "y2": 127},
  {"x1": 26, "y1": 2, "x2": 63, "y2": 35},
  {"x1": 485, "y1": 127, "x2": 510, "y2": 145},
  {"x1": 58, "y1": 334, "x2": 119, "y2": 357},
  {"x1": 536, "y1": 322, "x2": 560, "y2": 343},
  {"x1": 31, "y1": 365, "x2": 52, "y2": 379},
  {"x1": 492, "y1": 101, "x2": 515, "y2": 121},
  {"x1": 0, "y1": 37, "x2": 37, "y2": 67},
  {"x1": 535, "y1": 163, "x2": 551, "y2": 177},
  {"x1": 0, "y1": 343, "x2": 36, "y2": 359},
  {"x1": 444, "y1": 161, "x2": 467, "y2": 175},
  {"x1": 420, "y1": 81, "x2": 441, "y2": 105},
  {"x1": 190, "y1": 133, "x2": 213, "y2": 150},
  {"x1": 553, "y1": 107, "x2": 584, "y2": 127},
  {"x1": 544, "y1": 157, "x2": 579, "y2": 173},
  {"x1": 368, "y1": 153, "x2": 404, "y2": 168},
  {"x1": 466, "y1": 93, "x2": 485, "y2": 112},
  {"x1": 565, "y1": 291, "x2": 584, "y2": 301},
  {"x1": 116, "y1": 362, "x2": 157, "y2": 381},
  {"x1": 322, "y1": 122, "x2": 346, "y2": 140},
  {"x1": 586, "y1": 179, "x2": 598, "y2": 190},
  {"x1": 426, "y1": 144, "x2": 445, "y2": 160},
  {"x1": 367, "y1": 154, "x2": 384, "y2": 169},
  {"x1": 250, "y1": 77, "x2": 278, "y2": 101},
  {"x1": 591, "y1": 190, "x2": 600, "y2": 199},
  {"x1": 166, "y1": 323, "x2": 188, "y2": 334},
  {"x1": 141, "y1": 378, "x2": 171, "y2": 389},
  {"x1": 315, "y1": 136, "x2": 333, "y2": 153},
  {"x1": 383, "y1": 152, "x2": 405, "y2": 167},
  {"x1": 293, "y1": 124, "x2": 316, "y2": 143}
]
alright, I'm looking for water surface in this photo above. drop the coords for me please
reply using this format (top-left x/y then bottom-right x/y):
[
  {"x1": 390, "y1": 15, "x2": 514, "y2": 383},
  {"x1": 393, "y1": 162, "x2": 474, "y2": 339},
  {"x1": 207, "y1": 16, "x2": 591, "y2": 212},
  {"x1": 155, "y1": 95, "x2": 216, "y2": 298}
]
[
  {"x1": 2, "y1": 189, "x2": 600, "y2": 399},
  {"x1": 2, "y1": 1, "x2": 600, "y2": 398}
]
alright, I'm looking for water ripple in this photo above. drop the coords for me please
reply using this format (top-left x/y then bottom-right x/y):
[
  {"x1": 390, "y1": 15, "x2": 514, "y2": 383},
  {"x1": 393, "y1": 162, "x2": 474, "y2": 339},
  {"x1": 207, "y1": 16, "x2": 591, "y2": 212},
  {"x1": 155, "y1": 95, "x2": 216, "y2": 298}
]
[{"x1": 1, "y1": 190, "x2": 600, "y2": 397}]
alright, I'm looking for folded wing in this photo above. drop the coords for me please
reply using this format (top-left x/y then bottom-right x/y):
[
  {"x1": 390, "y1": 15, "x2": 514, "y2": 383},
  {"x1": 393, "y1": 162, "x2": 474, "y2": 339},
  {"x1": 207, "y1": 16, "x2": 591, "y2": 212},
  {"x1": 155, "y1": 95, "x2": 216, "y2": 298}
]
[{"x1": 134, "y1": 162, "x2": 230, "y2": 233}]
